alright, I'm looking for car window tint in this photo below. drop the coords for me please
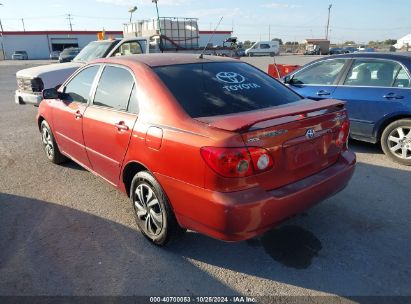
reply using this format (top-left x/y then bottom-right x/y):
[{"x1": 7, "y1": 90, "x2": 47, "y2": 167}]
[
  {"x1": 93, "y1": 66, "x2": 134, "y2": 111},
  {"x1": 154, "y1": 62, "x2": 301, "y2": 118},
  {"x1": 344, "y1": 59, "x2": 402, "y2": 87},
  {"x1": 127, "y1": 84, "x2": 139, "y2": 114},
  {"x1": 260, "y1": 44, "x2": 270, "y2": 49},
  {"x1": 64, "y1": 65, "x2": 100, "y2": 103},
  {"x1": 292, "y1": 59, "x2": 346, "y2": 85},
  {"x1": 393, "y1": 67, "x2": 411, "y2": 88}
]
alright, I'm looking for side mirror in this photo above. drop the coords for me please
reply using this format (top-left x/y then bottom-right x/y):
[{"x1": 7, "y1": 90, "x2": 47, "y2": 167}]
[{"x1": 42, "y1": 88, "x2": 59, "y2": 99}]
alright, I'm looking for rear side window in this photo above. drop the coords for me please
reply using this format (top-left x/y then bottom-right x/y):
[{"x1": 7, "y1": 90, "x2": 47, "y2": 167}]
[
  {"x1": 344, "y1": 59, "x2": 403, "y2": 87},
  {"x1": 93, "y1": 66, "x2": 135, "y2": 111},
  {"x1": 154, "y1": 62, "x2": 301, "y2": 118},
  {"x1": 64, "y1": 65, "x2": 100, "y2": 103}
]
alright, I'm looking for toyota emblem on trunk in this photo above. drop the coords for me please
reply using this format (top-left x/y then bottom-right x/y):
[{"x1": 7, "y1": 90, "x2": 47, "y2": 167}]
[{"x1": 306, "y1": 128, "x2": 315, "y2": 139}]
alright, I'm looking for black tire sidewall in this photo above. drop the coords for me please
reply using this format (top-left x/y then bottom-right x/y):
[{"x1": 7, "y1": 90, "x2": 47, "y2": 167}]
[
  {"x1": 130, "y1": 171, "x2": 177, "y2": 246},
  {"x1": 381, "y1": 119, "x2": 411, "y2": 166},
  {"x1": 40, "y1": 120, "x2": 66, "y2": 164}
]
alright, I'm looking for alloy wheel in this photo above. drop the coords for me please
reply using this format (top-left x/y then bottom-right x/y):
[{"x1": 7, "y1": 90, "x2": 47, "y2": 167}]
[
  {"x1": 387, "y1": 126, "x2": 411, "y2": 160},
  {"x1": 133, "y1": 183, "x2": 164, "y2": 238},
  {"x1": 42, "y1": 127, "x2": 54, "y2": 159}
]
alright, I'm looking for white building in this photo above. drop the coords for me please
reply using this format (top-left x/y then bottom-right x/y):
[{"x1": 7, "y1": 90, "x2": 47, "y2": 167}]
[
  {"x1": 0, "y1": 29, "x2": 232, "y2": 60},
  {"x1": 394, "y1": 34, "x2": 411, "y2": 50},
  {"x1": 0, "y1": 30, "x2": 123, "y2": 60}
]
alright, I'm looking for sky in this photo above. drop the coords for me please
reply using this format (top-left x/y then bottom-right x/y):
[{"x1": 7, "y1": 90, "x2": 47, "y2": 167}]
[{"x1": 0, "y1": 0, "x2": 410, "y2": 44}]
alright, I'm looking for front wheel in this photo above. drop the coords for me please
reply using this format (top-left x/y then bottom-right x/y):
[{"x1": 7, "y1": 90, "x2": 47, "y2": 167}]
[
  {"x1": 381, "y1": 119, "x2": 411, "y2": 165},
  {"x1": 130, "y1": 171, "x2": 185, "y2": 246},
  {"x1": 40, "y1": 120, "x2": 66, "y2": 164}
]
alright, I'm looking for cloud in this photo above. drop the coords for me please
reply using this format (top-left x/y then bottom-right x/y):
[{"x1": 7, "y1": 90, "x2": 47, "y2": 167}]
[
  {"x1": 260, "y1": 3, "x2": 302, "y2": 9},
  {"x1": 96, "y1": 0, "x2": 190, "y2": 6}
]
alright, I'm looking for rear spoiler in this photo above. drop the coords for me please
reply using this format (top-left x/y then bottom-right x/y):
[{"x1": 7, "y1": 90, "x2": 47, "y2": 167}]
[{"x1": 197, "y1": 99, "x2": 345, "y2": 132}]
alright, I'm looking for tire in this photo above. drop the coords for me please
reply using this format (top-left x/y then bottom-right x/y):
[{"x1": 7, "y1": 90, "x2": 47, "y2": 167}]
[
  {"x1": 130, "y1": 171, "x2": 185, "y2": 246},
  {"x1": 40, "y1": 120, "x2": 67, "y2": 164},
  {"x1": 381, "y1": 119, "x2": 411, "y2": 165},
  {"x1": 269, "y1": 52, "x2": 275, "y2": 57}
]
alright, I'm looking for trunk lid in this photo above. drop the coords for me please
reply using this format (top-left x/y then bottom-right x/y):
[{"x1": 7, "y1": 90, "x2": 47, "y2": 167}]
[{"x1": 197, "y1": 99, "x2": 347, "y2": 191}]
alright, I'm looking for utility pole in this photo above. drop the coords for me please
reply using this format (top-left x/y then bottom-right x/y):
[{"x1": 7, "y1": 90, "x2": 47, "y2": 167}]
[
  {"x1": 21, "y1": 18, "x2": 25, "y2": 31},
  {"x1": 268, "y1": 24, "x2": 271, "y2": 41},
  {"x1": 152, "y1": 0, "x2": 161, "y2": 36},
  {"x1": 326, "y1": 4, "x2": 332, "y2": 40},
  {"x1": 66, "y1": 14, "x2": 73, "y2": 31},
  {"x1": 0, "y1": 3, "x2": 5, "y2": 60}
]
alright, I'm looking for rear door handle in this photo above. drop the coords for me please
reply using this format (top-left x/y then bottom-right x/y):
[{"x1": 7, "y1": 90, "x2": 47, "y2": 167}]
[
  {"x1": 115, "y1": 121, "x2": 129, "y2": 131},
  {"x1": 383, "y1": 93, "x2": 404, "y2": 99},
  {"x1": 74, "y1": 110, "x2": 82, "y2": 119},
  {"x1": 316, "y1": 90, "x2": 331, "y2": 96}
]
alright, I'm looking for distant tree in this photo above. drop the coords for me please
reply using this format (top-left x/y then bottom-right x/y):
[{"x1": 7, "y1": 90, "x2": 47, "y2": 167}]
[
  {"x1": 344, "y1": 41, "x2": 355, "y2": 45},
  {"x1": 243, "y1": 40, "x2": 252, "y2": 48},
  {"x1": 272, "y1": 38, "x2": 283, "y2": 45},
  {"x1": 384, "y1": 39, "x2": 397, "y2": 45}
]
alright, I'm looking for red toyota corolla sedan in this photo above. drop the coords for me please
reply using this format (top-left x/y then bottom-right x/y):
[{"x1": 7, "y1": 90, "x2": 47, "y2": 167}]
[{"x1": 37, "y1": 54, "x2": 355, "y2": 246}]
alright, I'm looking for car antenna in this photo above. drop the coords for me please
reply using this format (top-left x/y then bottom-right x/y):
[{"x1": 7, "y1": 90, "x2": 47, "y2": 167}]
[{"x1": 199, "y1": 16, "x2": 224, "y2": 59}]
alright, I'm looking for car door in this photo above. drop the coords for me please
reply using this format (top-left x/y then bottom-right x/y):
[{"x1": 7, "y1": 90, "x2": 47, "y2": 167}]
[
  {"x1": 285, "y1": 58, "x2": 349, "y2": 100},
  {"x1": 52, "y1": 65, "x2": 100, "y2": 169},
  {"x1": 82, "y1": 65, "x2": 138, "y2": 185},
  {"x1": 332, "y1": 58, "x2": 411, "y2": 141}
]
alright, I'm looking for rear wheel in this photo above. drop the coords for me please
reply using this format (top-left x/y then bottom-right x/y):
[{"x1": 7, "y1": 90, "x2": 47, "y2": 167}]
[
  {"x1": 130, "y1": 171, "x2": 185, "y2": 246},
  {"x1": 40, "y1": 120, "x2": 66, "y2": 164},
  {"x1": 381, "y1": 119, "x2": 411, "y2": 165}
]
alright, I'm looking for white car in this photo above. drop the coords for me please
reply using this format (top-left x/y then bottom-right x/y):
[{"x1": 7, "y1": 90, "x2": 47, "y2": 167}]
[
  {"x1": 245, "y1": 41, "x2": 280, "y2": 57},
  {"x1": 15, "y1": 37, "x2": 149, "y2": 106}
]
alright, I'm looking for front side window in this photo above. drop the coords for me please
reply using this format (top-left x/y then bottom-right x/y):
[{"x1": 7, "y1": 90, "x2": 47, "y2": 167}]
[
  {"x1": 260, "y1": 44, "x2": 270, "y2": 49},
  {"x1": 291, "y1": 59, "x2": 346, "y2": 85},
  {"x1": 93, "y1": 66, "x2": 135, "y2": 111},
  {"x1": 64, "y1": 65, "x2": 100, "y2": 103},
  {"x1": 112, "y1": 41, "x2": 143, "y2": 57},
  {"x1": 154, "y1": 62, "x2": 301, "y2": 118},
  {"x1": 344, "y1": 59, "x2": 403, "y2": 87}
]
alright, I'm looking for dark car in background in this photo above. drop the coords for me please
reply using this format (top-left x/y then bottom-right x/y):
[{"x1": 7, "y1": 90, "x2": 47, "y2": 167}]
[
  {"x1": 283, "y1": 52, "x2": 411, "y2": 165},
  {"x1": 329, "y1": 48, "x2": 345, "y2": 55},
  {"x1": 58, "y1": 48, "x2": 80, "y2": 63},
  {"x1": 343, "y1": 47, "x2": 358, "y2": 53},
  {"x1": 12, "y1": 51, "x2": 28, "y2": 60}
]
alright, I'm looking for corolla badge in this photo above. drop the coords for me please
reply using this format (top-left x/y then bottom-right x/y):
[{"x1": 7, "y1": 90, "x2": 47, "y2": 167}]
[
  {"x1": 216, "y1": 72, "x2": 245, "y2": 84},
  {"x1": 306, "y1": 128, "x2": 316, "y2": 139}
]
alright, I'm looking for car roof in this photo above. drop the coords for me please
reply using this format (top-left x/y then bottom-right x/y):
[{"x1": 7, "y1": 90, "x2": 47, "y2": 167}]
[
  {"x1": 309, "y1": 52, "x2": 411, "y2": 68},
  {"x1": 94, "y1": 53, "x2": 238, "y2": 67}
]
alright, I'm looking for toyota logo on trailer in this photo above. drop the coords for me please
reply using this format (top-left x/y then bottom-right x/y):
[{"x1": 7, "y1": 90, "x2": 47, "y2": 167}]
[
  {"x1": 216, "y1": 72, "x2": 245, "y2": 84},
  {"x1": 306, "y1": 128, "x2": 316, "y2": 139}
]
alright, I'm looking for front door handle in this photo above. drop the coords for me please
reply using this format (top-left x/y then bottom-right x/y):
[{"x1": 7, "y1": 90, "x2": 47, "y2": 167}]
[
  {"x1": 383, "y1": 93, "x2": 404, "y2": 100},
  {"x1": 74, "y1": 110, "x2": 82, "y2": 119},
  {"x1": 115, "y1": 121, "x2": 129, "y2": 131},
  {"x1": 316, "y1": 90, "x2": 331, "y2": 96}
]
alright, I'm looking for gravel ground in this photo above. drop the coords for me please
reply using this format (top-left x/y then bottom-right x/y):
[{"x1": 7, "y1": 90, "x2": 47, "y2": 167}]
[{"x1": 0, "y1": 58, "x2": 410, "y2": 300}]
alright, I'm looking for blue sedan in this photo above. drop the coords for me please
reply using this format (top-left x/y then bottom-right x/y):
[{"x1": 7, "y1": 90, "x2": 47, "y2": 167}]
[{"x1": 283, "y1": 52, "x2": 411, "y2": 165}]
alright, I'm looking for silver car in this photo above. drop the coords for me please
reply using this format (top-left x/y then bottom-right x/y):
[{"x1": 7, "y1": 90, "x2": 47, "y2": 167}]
[{"x1": 12, "y1": 51, "x2": 28, "y2": 60}]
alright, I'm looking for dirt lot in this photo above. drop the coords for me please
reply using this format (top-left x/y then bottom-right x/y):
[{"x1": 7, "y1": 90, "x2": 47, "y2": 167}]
[{"x1": 0, "y1": 58, "x2": 410, "y2": 299}]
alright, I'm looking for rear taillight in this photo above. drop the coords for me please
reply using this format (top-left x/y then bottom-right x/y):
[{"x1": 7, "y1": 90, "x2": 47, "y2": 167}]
[
  {"x1": 200, "y1": 147, "x2": 274, "y2": 178},
  {"x1": 336, "y1": 120, "x2": 350, "y2": 148}
]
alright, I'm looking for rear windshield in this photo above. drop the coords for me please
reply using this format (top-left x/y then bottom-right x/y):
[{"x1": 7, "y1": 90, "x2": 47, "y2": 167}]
[{"x1": 154, "y1": 62, "x2": 301, "y2": 118}]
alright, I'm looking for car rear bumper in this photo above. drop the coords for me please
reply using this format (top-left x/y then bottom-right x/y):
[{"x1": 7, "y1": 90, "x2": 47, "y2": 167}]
[
  {"x1": 156, "y1": 150, "x2": 356, "y2": 241},
  {"x1": 15, "y1": 90, "x2": 42, "y2": 105}
]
